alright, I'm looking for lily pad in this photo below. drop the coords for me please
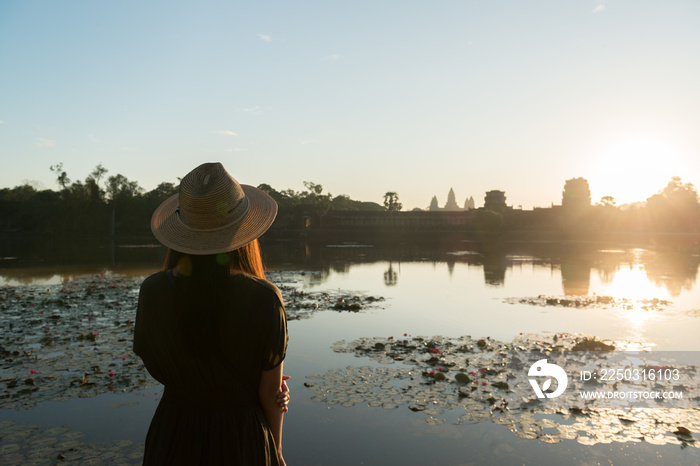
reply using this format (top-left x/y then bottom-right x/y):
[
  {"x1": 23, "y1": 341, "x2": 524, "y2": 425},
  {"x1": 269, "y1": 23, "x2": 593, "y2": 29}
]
[
  {"x1": 505, "y1": 295, "x2": 672, "y2": 312},
  {"x1": 571, "y1": 338, "x2": 615, "y2": 351},
  {"x1": 305, "y1": 332, "x2": 700, "y2": 448},
  {"x1": 0, "y1": 420, "x2": 144, "y2": 464},
  {"x1": 0, "y1": 272, "x2": 384, "y2": 411}
]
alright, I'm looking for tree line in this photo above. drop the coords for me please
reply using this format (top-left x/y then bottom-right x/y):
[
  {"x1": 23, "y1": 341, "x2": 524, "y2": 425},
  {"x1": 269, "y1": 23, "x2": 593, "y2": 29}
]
[
  {"x1": 555, "y1": 176, "x2": 700, "y2": 234},
  {"x1": 467, "y1": 176, "x2": 700, "y2": 235},
  {"x1": 0, "y1": 165, "x2": 391, "y2": 246},
  {"x1": 0, "y1": 165, "x2": 698, "y2": 249}
]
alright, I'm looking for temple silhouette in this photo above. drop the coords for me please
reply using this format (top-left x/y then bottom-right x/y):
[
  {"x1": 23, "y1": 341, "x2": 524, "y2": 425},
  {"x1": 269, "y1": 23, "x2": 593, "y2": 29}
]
[{"x1": 429, "y1": 188, "x2": 476, "y2": 211}]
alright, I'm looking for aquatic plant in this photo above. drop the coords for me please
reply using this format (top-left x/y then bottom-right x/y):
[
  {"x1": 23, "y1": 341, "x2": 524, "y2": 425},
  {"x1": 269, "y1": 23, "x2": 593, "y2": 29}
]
[{"x1": 306, "y1": 333, "x2": 699, "y2": 448}]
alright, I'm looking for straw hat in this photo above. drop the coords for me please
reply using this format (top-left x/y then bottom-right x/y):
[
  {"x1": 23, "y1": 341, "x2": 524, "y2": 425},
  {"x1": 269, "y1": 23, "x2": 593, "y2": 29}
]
[{"x1": 151, "y1": 162, "x2": 278, "y2": 255}]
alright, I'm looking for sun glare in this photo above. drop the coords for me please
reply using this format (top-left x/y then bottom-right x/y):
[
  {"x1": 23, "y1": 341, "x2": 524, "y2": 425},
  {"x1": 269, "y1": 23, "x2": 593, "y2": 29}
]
[
  {"x1": 601, "y1": 265, "x2": 665, "y2": 300},
  {"x1": 590, "y1": 136, "x2": 685, "y2": 205},
  {"x1": 597, "y1": 265, "x2": 670, "y2": 327}
]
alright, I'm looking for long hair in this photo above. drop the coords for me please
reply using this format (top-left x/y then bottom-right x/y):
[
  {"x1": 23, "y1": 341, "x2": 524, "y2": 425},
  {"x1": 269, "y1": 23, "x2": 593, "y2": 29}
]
[
  {"x1": 162, "y1": 239, "x2": 266, "y2": 279},
  {"x1": 162, "y1": 239, "x2": 266, "y2": 353}
]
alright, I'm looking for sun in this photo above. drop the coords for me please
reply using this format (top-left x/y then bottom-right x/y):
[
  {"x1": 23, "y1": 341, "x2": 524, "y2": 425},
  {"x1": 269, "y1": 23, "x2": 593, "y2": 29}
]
[{"x1": 589, "y1": 136, "x2": 685, "y2": 205}]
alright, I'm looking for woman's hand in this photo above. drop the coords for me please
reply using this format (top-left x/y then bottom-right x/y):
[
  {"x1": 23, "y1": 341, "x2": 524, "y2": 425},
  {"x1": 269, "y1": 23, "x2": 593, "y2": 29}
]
[{"x1": 277, "y1": 375, "x2": 290, "y2": 412}]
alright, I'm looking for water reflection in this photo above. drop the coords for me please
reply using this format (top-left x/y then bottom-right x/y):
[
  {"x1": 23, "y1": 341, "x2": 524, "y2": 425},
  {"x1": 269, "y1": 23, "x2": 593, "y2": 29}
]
[
  {"x1": 482, "y1": 254, "x2": 507, "y2": 287},
  {"x1": 646, "y1": 251, "x2": 699, "y2": 297},
  {"x1": 605, "y1": 267, "x2": 659, "y2": 300},
  {"x1": 383, "y1": 262, "x2": 398, "y2": 286},
  {"x1": 3, "y1": 240, "x2": 700, "y2": 463},
  {"x1": 560, "y1": 258, "x2": 592, "y2": 296},
  {"x1": 266, "y1": 241, "x2": 699, "y2": 300},
  {"x1": 2, "y1": 240, "x2": 699, "y2": 300}
]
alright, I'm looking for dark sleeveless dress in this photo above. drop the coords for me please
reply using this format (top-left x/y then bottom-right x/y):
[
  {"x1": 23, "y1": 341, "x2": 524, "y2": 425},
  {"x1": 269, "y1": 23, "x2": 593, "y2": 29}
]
[{"x1": 133, "y1": 271, "x2": 288, "y2": 465}]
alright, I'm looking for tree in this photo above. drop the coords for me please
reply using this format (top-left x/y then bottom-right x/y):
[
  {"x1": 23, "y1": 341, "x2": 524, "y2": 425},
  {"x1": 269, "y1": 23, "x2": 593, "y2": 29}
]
[
  {"x1": 303, "y1": 181, "x2": 324, "y2": 196},
  {"x1": 257, "y1": 183, "x2": 290, "y2": 207},
  {"x1": 84, "y1": 163, "x2": 108, "y2": 204},
  {"x1": 143, "y1": 182, "x2": 179, "y2": 227},
  {"x1": 88, "y1": 163, "x2": 108, "y2": 186},
  {"x1": 106, "y1": 174, "x2": 142, "y2": 201},
  {"x1": 302, "y1": 181, "x2": 332, "y2": 216},
  {"x1": 646, "y1": 177, "x2": 700, "y2": 232},
  {"x1": 106, "y1": 174, "x2": 143, "y2": 237},
  {"x1": 383, "y1": 192, "x2": 402, "y2": 212},
  {"x1": 147, "y1": 182, "x2": 178, "y2": 199},
  {"x1": 656, "y1": 176, "x2": 698, "y2": 202},
  {"x1": 599, "y1": 196, "x2": 616, "y2": 207},
  {"x1": 331, "y1": 194, "x2": 357, "y2": 211},
  {"x1": 49, "y1": 163, "x2": 71, "y2": 190}
]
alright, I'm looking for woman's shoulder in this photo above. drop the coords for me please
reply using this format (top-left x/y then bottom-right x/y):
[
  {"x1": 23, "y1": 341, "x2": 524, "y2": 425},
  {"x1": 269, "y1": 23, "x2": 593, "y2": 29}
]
[
  {"x1": 139, "y1": 270, "x2": 171, "y2": 291},
  {"x1": 231, "y1": 273, "x2": 284, "y2": 304}
]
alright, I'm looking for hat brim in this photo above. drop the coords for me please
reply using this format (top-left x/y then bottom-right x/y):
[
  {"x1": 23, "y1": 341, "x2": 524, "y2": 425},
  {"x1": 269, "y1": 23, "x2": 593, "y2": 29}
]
[{"x1": 151, "y1": 184, "x2": 278, "y2": 255}]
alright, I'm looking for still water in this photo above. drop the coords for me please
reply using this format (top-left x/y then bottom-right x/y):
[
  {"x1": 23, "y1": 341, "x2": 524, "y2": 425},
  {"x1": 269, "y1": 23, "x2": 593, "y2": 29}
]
[{"x1": 1, "y1": 240, "x2": 699, "y2": 464}]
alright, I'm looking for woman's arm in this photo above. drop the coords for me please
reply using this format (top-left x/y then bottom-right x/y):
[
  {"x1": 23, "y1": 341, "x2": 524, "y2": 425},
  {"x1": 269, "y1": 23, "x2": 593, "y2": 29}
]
[{"x1": 259, "y1": 362, "x2": 285, "y2": 465}]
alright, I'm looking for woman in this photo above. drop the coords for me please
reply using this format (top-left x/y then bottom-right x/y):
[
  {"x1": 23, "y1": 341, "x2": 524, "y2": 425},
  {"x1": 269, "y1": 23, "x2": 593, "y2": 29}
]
[{"x1": 134, "y1": 162, "x2": 289, "y2": 465}]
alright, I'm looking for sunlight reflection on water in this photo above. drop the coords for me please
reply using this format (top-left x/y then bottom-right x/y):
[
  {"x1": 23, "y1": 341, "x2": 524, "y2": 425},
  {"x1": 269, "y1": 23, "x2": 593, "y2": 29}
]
[{"x1": 1, "y1": 243, "x2": 699, "y2": 464}]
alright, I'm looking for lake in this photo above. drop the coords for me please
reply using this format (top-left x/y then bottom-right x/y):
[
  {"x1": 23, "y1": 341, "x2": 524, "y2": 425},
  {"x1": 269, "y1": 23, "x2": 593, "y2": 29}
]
[{"x1": 1, "y1": 239, "x2": 699, "y2": 465}]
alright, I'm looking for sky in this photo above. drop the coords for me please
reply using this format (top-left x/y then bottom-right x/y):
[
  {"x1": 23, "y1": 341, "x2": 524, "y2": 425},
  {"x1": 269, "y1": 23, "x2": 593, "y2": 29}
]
[{"x1": 1, "y1": 0, "x2": 699, "y2": 210}]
